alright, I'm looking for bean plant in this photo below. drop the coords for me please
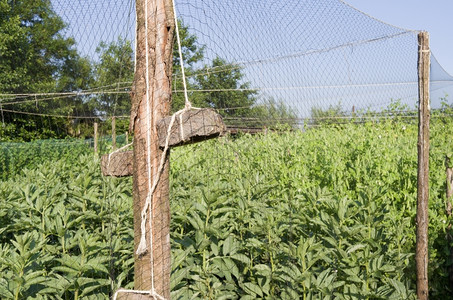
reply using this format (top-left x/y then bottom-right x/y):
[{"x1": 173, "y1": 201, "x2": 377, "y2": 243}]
[{"x1": 1, "y1": 117, "x2": 453, "y2": 299}]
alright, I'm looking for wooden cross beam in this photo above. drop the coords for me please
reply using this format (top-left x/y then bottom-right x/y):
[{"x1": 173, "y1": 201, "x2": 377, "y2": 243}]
[
  {"x1": 101, "y1": 108, "x2": 225, "y2": 177},
  {"x1": 101, "y1": 1, "x2": 225, "y2": 299}
]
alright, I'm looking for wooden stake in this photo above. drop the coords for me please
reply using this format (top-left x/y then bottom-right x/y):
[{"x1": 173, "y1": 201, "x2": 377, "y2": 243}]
[
  {"x1": 447, "y1": 157, "x2": 453, "y2": 216},
  {"x1": 94, "y1": 122, "x2": 98, "y2": 155},
  {"x1": 446, "y1": 156, "x2": 453, "y2": 292},
  {"x1": 416, "y1": 31, "x2": 430, "y2": 300},
  {"x1": 128, "y1": 0, "x2": 174, "y2": 297},
  {"x1": 112, "y1": 117, "x2": 117, "y2": 150}
]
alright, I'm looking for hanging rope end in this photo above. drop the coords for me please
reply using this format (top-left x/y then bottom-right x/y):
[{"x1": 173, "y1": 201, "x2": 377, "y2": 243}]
[
  {"x1": 136, "y1": 238, "x2": 148, "y2": 256},
  {"x1": 136, "y1": 195, "x2": 151, "y2": 256}
]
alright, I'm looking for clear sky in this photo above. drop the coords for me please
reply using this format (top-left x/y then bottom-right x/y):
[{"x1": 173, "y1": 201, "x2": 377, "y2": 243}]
[
  {"x1": 50, "y1": 0, "x2": 453, "y2": 116},
  {"x1": 344, "y1": 0, "x2": 453, "y2": 76}
]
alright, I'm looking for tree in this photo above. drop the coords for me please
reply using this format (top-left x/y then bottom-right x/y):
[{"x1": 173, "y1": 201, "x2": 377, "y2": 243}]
[
  {"x1": 195, "y1": 58, "x2": 297, "y2": 128},
  {"x1": 171, "y1": 23, "x2": 296, "y2": 129},
  {"x1": 249, "y1": 97, "x2": 298, "y2": 129},
  {"x1": 85, "y1": 38, "x2": 135, "y2": 136},
  {"x1": 0, "y1": 0, "x2": 91, "y2": 94},
  {"x1": 310, "y1": 102, "x2": 347, "y2": 126},
  {"x1": 195, "y1": 57, "x2": 257, "y2": 123},
  {"x1": 94, "y1": 38, "x2": 134, "y2": 117},
  {"x1": 0, "y1": 0, "x2": 26, "y2": 93},
  {"x1": 0, "y1": 0, "x2": 93, "y2": 141},
  {"x1": 171, "y1": 20, "x2": 205, "y2": 111}
]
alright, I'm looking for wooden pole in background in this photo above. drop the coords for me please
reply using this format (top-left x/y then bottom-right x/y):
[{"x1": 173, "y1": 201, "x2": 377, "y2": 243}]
[
  {"x1": 112, "y1": 116, "x2": 117, "y2": 150},
  {"x1": 128, "y1": 0, "x2": 175, "y2": 297},
  {"x1": 447, "y1": 157, "x2": 453, "y2": 216},
  {"x1": 94, "y1": 122, "x2": 98, "y2": 155},
  {"x1": 416, "y1": 31, "x2": 430, "y2": 300},
  {"x1": 446, "y1": 156, "x2": 453, "y2": 292}
]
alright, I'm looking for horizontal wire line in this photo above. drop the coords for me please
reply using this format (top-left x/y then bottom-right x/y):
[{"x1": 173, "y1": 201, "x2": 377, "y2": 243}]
[
  {"x1": 0, "y1": 91, "x2": 131, "y2": 105},
  {"x1": 0, "y1": 108, "x2": 129, "y2": 119},
  {"x1": 3, "y1": 106, "x2": 452, "y2": 121},
  {"x1": 4, "y1": 78, "x2": 453, "y2": 106}
]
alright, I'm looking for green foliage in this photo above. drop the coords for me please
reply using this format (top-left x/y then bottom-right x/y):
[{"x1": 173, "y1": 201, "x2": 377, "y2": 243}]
[
  {"x1": 2, "y1": 107, "x2": 453, "y2": 298},
  {"x1": 93, "y1": 38, "x2": 134, "y2": 117},
  {"x1": 168, "y1": 118, "x2": 453, "y2": 299},
  {"x1": 0, "y1": 114, "x2": 70, "y2": 142},
  {"x1": 0, "y1": 138, "x2": 91, "y2": 180},
  {"x1": 0, "y1": 134, "x2": 130, "y2": 180},
  {"x1": 172, "y1": 20, "x2": 206, "y2": 111},
  {"x1": 310, "y1": 102, "x2": 347, "y2": 126},
  {"x1": 0, "y1": 154, "x2": 134, "y2": 299},
  {"x1": 432, "y1": 94, "x2": 453, "y2": 127},
  {"x1": 171, "y1": 24, "x2": 296, "y2": 128},
  {"x1": 0, "y1": 0, "x2": 82, "y2": 93},
  {"x1": 249, "y1": 97, "x2": 298, "y2": 129},
  {"x1": 196, "y1": 57, "x2": 257, "y2": 115},
  {"x1": 0, "y1": 157, "x2": 123, "y2": 298},
  {"x1": 0, "y1": 0, "x2": 94, "y2": 141}
]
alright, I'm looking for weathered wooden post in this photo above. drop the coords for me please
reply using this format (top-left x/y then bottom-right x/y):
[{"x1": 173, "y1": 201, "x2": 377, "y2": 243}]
[
  {"x1": 416, "y1": 31, "x2": 430, "y2": 300},
  {"x1": 94, "y1": 122, "x2": 99, "y2": 155},
  {"x1": 129, "y1": 0, "x2": 175, "y2": 295},
  {"x1": 447, "y1": 156, "x2": 453, "y2": 217},
  {"x1": 112, "y1": 117, "x2": 117, "y2": 150},
  {"x1": 103, "y1": 0, "x2": 225, "y2": 298}
]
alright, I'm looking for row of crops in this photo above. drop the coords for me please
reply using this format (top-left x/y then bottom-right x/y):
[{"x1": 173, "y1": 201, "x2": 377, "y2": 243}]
[
  {"x1": 1, "y1": 117, "x2": 453, "y2": 299},
  {"x1": 0, "y1": 135, "x2": 129, "y2": 181}
]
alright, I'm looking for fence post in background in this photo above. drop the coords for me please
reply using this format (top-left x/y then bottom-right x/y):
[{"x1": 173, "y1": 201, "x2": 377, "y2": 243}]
[
  {"x1": 447, "y1": 156, "x2": 453, "y2": 217},
  {"x1": 94, "y1": 122, "x2": 98, "y2": 155},
  {"x1": 416, "y1": 31, "x2": 430, "y2": 300},
  {"x1": 126, "y1": 131, "x2": 129, "y2": 144},
  {"x1": 112, "y1": 116, "x2": 116, "y2": 150},
  {"x1": 446, "y1": 156, "x2": 453, "y2": 291},
  {"x1": 128, "y1": 0, "x2": 174, "y2": 297}
]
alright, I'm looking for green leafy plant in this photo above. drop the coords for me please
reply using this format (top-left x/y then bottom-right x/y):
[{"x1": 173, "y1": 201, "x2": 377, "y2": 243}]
[{"x1": 1, "y1": 117, "x2": 453, "y2": 298}]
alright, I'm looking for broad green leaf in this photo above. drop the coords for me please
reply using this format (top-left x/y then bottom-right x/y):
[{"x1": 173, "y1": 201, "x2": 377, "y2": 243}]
[{"x1": 242, "y1": 282, "x2": 263, "y2": 297}]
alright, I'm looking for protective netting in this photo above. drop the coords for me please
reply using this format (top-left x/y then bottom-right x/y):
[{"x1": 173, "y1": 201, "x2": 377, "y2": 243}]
[
  {"x1": 1, "y1": 0, "x2": 453, "y2": 134},
  {"x1": 0, "y1": 0, "x2": 136, "y2": 141},
  {"x1": 2, "y1": 0, "x2": 453, "y2": 299},
  {"x1": 172, "y1": 0, "x2": 453, "y2": 127}
]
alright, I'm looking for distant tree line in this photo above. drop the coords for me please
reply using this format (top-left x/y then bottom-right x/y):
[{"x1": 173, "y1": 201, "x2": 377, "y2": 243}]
[{"x1": 0, "y1": 1, "x2": 295, "y2": 141}]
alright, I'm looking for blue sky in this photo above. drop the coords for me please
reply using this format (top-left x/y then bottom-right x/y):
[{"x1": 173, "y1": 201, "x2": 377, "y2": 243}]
[
  {"x1": 177, "y1": 0, "x2": 453, "y2": 116},
  {"x1": 51, "y1": 0, "x2": 453, "y2": 116},
  {"x1": 344, "y1": 0, "x2": 453, "y2": 76}
]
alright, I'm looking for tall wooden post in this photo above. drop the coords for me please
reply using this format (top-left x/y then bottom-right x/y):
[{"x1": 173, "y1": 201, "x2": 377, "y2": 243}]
[
  {"x1": 105, "y1": 1, "x2": 223, "y2": 298},
  {"x1": 112, "y1": 117, "x2": 117, "y2": 150},
  {"x1": 129, "y1": 0, "x2": 175, "y2": 297},
  {"x1": 416, "y1": 31, "x2": 430, "y2": 300},
  {"x1": 94, "y1": 122, "x2": 99, "y2": 155}
]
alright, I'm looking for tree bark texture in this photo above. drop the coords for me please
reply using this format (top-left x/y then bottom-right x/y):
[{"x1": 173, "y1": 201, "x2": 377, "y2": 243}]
[
  {"x1": 416, "y1": 31, "x2": 430, "y2": 300},
  {"x1": 130, "y1": 0, "x2": 175, "y2": 297}
]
